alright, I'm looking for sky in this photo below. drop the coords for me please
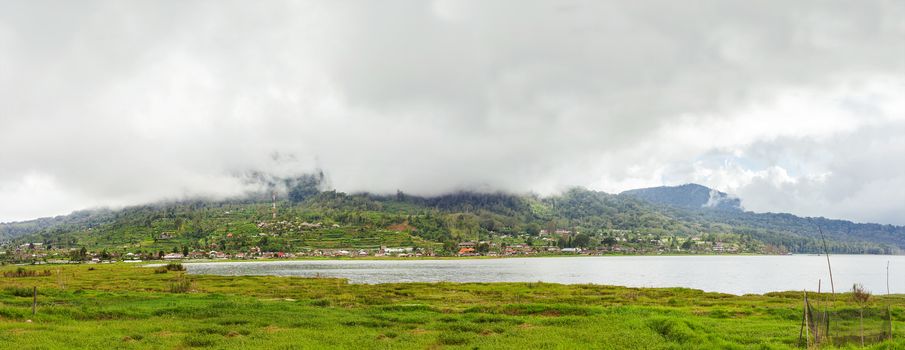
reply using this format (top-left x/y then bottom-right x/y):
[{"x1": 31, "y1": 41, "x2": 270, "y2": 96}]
[{"x1": 1, "y1": 0, "x2": 904, "y2": 225}]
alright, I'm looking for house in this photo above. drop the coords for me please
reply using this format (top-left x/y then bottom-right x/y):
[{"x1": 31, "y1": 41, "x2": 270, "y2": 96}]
[
  {"x1": 457, "y1": 242, "x2": 476, "y2": 248},
  {"x1": 560, "y1": 248, "x2": 581, "y2": 254},
  {"x1": 163, "y1": 253, "x2": 184, "y2": 260},
  {"x1": 383, "y1": 247, "x2": 413, "y2": 255},
  {"x1": 157, "y1": 232, "x2": 175, "y2": 240},
  {"x1": 300, "y1": 222, "x2": 322, "y2": 229},
  {"x1": 458, "y1": 247, "x2": 476, "y2": 256},
  {"x1": 19, "y1": 243, "x2": 43, "y2": 250}
]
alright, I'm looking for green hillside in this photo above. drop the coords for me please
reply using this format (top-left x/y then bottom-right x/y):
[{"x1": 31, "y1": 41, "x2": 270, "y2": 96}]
[{"x1": 2, "y1": 184, "x2": 903, "y2": 260}]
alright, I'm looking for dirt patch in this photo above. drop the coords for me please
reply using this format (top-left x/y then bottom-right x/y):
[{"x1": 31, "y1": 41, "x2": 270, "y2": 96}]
[
  {"x1": 387, "y1": 222, "x2": 415, "y2": 232},
  {"x1": 409, "y1": 328, "x2": 433, "y2": 335}
]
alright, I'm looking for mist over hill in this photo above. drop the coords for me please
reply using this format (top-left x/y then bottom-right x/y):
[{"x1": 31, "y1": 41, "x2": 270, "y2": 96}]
[
  {"x1": 621, "y1": 184, "x2": 743, "y2": 211},
  {"x1": 2, "y1": 178, "x2": 903, "y2": 256}
]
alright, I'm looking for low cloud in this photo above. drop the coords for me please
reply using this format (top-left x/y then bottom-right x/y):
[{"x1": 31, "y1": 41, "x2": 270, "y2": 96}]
[{"x1": 0, "y1": 1, "x2": 903, "y2": 224}]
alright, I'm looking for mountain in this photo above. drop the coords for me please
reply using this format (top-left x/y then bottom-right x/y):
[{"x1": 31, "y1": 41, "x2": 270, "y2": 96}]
[
  {"x1": 621, "y1": 184, "x2": 742, "y2": 211},
  {"x1": 2, "y1": 182, "x2": 903, "y2": 258}
]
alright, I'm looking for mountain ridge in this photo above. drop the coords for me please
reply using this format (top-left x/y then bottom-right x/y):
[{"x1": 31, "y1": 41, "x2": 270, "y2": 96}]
[{"x1": 2, "y1": 182, "x2": 903, "y2": 256}]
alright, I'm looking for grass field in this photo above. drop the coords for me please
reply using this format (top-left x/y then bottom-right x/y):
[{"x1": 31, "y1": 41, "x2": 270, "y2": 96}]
[{"x1": 0, "y1": 263, "x2": 902, "y2": 349}]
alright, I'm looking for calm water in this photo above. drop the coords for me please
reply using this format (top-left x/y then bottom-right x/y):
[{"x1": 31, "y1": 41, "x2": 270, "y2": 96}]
[{"x1": 185, "y1": 255, "x2": 905, "y2": 295}]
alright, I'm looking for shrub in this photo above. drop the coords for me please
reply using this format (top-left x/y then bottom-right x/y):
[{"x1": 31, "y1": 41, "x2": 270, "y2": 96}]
[
  {"x1": 170, "y1": 278, "x2": 192, "y2": 293},
  {"x1": 4, "y1": 287, "x2": 34, "y2": 297},
  {"x1": 3, "y1": 268, "x2": 51, "y2": 277},
  {"x1": 182, "y1": 334, "x2": 216, "y2": 347},
  {"x1": 437, "y1": 333, "x2": 471, "y2": 345},
  {"x1": 155, "y1": 263, "x2": 184, "y2": 274},
  {"x1": 165, "y1": 263, "x2": 186, "y2": 271}
]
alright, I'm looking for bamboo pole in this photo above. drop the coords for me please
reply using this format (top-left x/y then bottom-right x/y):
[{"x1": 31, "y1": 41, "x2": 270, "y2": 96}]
[
  {"x1": 804, "y1": 291, "x2": 810, "y2": 348},
  {"x1": 799, "y1": 300, "x2": 805, "y2": 346},
  {"x1": 815, "y1": 279, "x2": 821, "y2": 347},
  {"x1": 816, "y1": 224, "x2": 835, "y2": 297},
  {"x1": 887, "y1": 261, "x2": 893, "y2": 342}
]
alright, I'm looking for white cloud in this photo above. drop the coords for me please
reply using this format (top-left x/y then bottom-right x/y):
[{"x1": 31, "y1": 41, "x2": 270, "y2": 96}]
[{"x1": 0, "y1": 1, "x2": 903, "y2": 224}]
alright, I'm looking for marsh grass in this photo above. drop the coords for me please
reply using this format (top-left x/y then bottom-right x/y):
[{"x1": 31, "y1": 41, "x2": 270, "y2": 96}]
[
  {"x1": 0, "y1": 264, "x2": 901, "y2": 349},
  {"x1": 3, "y1": 267, "x2": 51, "y2": 277},
  {"x1": 169, "y1": 278, "x2": 193, "y2": 293},
  {"x1": 155, "y1": 263, "x2": 186, "y2": 274}
]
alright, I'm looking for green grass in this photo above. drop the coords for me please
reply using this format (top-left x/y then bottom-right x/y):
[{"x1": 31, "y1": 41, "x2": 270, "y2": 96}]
[{"x1": 0, "y1": 264, "x2": 902, "y2": 349}]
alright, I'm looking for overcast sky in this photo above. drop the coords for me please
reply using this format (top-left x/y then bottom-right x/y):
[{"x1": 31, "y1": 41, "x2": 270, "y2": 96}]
[{"x1": 1, "y1": 1, "x2": 903, "y2": 225}]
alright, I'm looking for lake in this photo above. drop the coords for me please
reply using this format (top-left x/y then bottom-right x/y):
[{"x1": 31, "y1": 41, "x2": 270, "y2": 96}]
[{"x1": 185, "y1": 255, "x2": 905, "y2": 295}]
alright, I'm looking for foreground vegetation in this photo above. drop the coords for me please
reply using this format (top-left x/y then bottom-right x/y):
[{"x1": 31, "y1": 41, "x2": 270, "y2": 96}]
[{"x1": 0, "y1": 263, "x2": 902, "y2": 349}]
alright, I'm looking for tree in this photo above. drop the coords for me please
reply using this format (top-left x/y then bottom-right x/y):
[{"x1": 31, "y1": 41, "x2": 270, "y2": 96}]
[
  {"x1": 288, "y1": 173, "x2": 323, "y2": 203},
  {"x1": 525, "y1": 223, "x2": 541, "y2": 236},
  {"x1": 70, "y1": 247, "x2": 88, "y2": 261},
  {"x1": 182, "y1": 245, "x2": 189, "y2": 256},
  {"x1": 479, "y1": 216, "x2": 496, "y2": 232},
  {"x1": 573, "y1": 233, "x2": 591, "y2": 248}
]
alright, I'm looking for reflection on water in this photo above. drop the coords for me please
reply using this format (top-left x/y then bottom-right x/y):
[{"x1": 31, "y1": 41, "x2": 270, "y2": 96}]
[{"x1": 185, "y1": 255, "x2": 905, "y2": 295}]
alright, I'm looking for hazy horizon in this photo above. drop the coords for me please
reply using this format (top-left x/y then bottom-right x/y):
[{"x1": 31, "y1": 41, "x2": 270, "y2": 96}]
[{"x1": 1, "y1": 1, "x2": 903, "y2": 224}]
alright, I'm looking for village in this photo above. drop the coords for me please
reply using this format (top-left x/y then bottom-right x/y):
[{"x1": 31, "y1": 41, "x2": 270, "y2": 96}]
[{"x1": 1, "y1": 226, "x2": 762, "y2": 264}]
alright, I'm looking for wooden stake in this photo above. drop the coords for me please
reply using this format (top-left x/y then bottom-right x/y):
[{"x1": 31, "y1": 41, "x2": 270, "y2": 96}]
[
  {"x1": 815, "y1": 279, "x2": 821, "y2": 347},
  {"x1": 799, "y1": 295, "x2": 806, "y2": 347},
  {"x1": 887, "y1": 261, "x2": 893, "y2": 342},
  {"x1": 804, "y1": 291, "x2": 810, "y2": 348}
]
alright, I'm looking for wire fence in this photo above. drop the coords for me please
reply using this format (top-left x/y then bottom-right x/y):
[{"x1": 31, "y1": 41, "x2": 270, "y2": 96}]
[{"x1": 799, "y1": 294, "x2": 893, "y2": 347}]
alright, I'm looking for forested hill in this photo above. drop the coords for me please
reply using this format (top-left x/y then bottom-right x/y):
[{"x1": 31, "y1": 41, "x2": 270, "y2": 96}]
[
  {"x1": 621, "y1": 184, "x2": 742, "y2": 211},
  {"x1": 2, "y1": 182, "x2": 904, "y2": 256}
]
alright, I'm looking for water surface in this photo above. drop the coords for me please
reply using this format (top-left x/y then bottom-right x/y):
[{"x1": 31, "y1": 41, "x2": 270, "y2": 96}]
[{"x1": 185, "y1": 255, "x2": 905, "y2": 295}]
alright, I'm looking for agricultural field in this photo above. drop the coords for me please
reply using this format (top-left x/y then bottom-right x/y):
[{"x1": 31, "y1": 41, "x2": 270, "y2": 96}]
[{"x1": 0, "y1": 263, "x2": 902, "y2": 349}]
